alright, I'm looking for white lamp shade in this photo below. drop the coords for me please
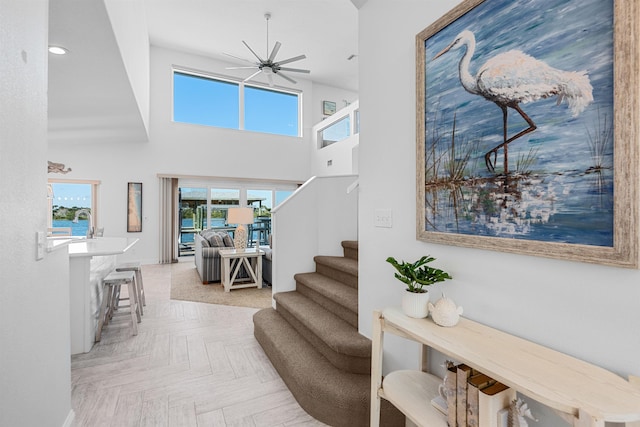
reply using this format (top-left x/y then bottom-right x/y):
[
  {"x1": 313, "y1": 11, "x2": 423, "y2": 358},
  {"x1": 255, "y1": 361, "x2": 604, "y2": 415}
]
[{"x1": 227, "y1": 207, "x2": 254, "y2": 225}]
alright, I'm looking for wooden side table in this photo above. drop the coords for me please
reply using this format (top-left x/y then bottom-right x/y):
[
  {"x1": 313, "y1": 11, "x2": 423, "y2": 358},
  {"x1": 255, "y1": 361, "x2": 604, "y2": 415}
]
[{"x1": 219, "y1": 248, "x2": 264, "y2": 292}]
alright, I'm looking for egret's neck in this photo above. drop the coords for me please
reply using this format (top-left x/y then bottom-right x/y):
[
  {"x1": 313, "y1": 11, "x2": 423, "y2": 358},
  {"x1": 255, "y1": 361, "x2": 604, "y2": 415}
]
[{"x1": 458, "y1": 41, "x2": 478, "y2": 95}]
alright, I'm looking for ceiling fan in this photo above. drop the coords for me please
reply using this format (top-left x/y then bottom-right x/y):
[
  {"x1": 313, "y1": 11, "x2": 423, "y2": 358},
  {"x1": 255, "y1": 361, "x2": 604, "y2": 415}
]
[{"x1": 225, "y1": 12, "x2": 310, "y2": 86}]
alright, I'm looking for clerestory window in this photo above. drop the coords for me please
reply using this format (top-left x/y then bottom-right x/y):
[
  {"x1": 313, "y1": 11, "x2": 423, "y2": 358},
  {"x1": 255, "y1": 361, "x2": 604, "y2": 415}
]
[{"x1": 173, "y1": 69, "x2": 301, "y2": 137}]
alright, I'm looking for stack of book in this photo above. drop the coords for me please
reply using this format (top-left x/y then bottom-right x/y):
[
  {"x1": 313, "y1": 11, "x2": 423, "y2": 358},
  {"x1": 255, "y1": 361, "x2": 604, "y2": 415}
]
[{"x1": 431, "y1": 362, "x2": 515, "y2": 427}]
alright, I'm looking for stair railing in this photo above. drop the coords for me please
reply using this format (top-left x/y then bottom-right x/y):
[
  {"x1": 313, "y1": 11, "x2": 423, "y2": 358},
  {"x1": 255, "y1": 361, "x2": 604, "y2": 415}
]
[{"x1": 270, "y1": 174, "x2": 358, "y2": 304}]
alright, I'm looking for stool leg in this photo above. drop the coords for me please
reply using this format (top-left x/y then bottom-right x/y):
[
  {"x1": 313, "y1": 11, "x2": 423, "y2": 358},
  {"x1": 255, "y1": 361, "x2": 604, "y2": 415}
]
[
  {"x1": 133, "y1": 273, "x2": 143, "y2": 317},
  {"x1": 104, "y1": 284, "x2": 114, "y2": 326},
  {"x1": 130, "y1": 276, "x2": 141, "y2": 323},
  {"x1": 96, "y1": 283, "x2": 111, "y2": 342},
  {"x1": 136, "y1": 269, "x2": 146, "y2": 306},
  {"x1": 127, "y1": 280, "x2": 138, "y2": 335}
]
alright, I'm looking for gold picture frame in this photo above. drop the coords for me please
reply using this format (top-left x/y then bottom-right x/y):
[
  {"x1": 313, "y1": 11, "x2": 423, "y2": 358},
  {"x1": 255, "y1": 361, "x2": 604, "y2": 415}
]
[
  {"x1": 416, "y1": 0, "x2": 638, "y2": 268},
  {"x1": 127, "y1": 182, "x2": 142, "y2": 233}
]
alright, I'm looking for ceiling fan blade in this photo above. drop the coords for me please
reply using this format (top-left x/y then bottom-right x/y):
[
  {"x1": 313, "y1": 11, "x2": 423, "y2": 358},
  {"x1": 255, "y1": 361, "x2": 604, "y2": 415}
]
[
  {"x1": 276, "y1": 71, "x2": 297, "y2": 84},
  {"x1": 221, "y1": 52, "x2": 257, "y2": 65},
  {"x1": 226, "y1": 66, "x2": 260, "y2": 70},
  {"x1": 268, "y1": 41, "x2": 281, "y2": 62},
  {"x1": 276, "y1": 54, "x2": 306, "y2": 66},
  {"x1": 242, "y1": 41, "x2": 265, "y2": 63},
  {"x1": 243, "y1": 69, "x2": 263, "y2": 83},
  {"x1": 278, "y1": 66, "x2": 310, "y2": 74}
]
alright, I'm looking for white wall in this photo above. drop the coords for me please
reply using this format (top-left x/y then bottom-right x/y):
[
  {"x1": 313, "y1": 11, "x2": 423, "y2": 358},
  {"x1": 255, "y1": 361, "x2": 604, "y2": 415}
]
[
  {"x1": 357, "y1": 0, "x2": 640, "y2": 424},
  {"x1": 47, "y1": 45, "x2": 356, "y2": 264},
  {"x1": 312, "y1": 101, "x2": 360, "y2": 177},
  {"x1": 0, "y1": 1, "x2": 73, "y2": 425},
  {"x1": 311, "y1": 83, "x2": 358, "y2": 124},
  {"x1": 104, "y1": 0, "x2": 150, "y2": 135}
]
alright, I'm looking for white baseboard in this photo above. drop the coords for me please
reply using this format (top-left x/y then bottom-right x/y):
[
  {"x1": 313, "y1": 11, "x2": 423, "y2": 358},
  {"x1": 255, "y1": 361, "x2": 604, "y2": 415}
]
[{"x1": 62, "y1": 409, "x2": 75, "y2": 427}]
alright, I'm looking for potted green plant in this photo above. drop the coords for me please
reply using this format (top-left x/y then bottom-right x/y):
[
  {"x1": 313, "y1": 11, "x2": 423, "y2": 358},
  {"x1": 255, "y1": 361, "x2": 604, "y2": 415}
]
[{"x1": 386, "y1": 255, "x2": 452, "y2": 318}]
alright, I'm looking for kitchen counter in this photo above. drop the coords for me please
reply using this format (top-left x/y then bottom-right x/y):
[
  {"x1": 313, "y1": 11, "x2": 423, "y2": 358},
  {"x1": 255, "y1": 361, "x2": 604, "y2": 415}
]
[
  {"x1": 67, "y1": 237, "x2": 139, "y2": 354},
  {"x1": 68, "y1": 237, "x2": 138, "y2": 257}
]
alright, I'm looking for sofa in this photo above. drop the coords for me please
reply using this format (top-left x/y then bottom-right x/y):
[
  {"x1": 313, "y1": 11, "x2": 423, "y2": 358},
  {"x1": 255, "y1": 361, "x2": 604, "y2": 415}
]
[
  {"x1": 195, "y1": 228, "x2": 273, "y2": 285},
  {"x1": 194, "y1": 229, "x2": 236, "y2": 283},
  {"x1": 261, "y1": 235, "x2": 272, "y2": 285}
]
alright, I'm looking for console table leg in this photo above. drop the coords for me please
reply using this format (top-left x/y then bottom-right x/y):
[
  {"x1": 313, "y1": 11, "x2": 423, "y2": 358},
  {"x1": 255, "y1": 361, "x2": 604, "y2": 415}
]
[
  {"x1": 576, "y1": 409, "x2": 604, "y2": 427},
  {"x1": 370, "y1": 310, "x2": 384, "y2": 427},
  {"x1": 628, "y1": 376, "x2": 640, "y2": 427}
]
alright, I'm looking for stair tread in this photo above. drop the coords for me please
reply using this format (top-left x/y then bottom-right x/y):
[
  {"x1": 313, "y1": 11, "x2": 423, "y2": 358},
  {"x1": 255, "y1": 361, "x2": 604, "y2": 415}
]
[
  {"x1": 294, "y1": 272, "x2": 358, "y2": 313},
  {"x1": 253, "y1": 308, "x2": 372, "y2": 426},
  {"x1": 313, "y1": 255, "x2": 358, "y2": 276},
  {"x1": 274, "y1": 292, "x2": 370, "y2": 358}
]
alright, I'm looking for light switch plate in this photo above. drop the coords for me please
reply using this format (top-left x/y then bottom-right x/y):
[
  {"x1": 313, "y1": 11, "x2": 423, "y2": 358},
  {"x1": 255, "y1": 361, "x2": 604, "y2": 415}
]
[
  {"x1": 36, "y1": 231, "x2": 45, "y2": 260},
  {"x1": 374, "y1": 209, "x2": 392, "y2": 228}
]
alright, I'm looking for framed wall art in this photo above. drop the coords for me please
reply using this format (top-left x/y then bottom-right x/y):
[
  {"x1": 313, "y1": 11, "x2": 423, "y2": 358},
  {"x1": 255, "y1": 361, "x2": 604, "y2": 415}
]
[
  {"x1": 416, "y1": 0, "x2": 639, "y2": 268},
  {"x1": 127, "y1": 182, "x2": 142, "y2": 232},
  {"x1": 323, "y1": 100, "x2": 337, "y2": 116}
]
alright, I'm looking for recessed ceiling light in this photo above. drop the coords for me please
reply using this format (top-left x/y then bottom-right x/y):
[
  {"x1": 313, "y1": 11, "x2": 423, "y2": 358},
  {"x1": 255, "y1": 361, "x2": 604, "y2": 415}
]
[{"x1": 48, "y1": 46, "x2": 68, "y2": 55}]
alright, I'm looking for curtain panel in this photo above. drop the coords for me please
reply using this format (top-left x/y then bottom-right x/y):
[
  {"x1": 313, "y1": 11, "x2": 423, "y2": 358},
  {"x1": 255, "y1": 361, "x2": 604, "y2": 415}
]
[{"x1": 159, "y1": 177, "x2": 179, "y2": 264}]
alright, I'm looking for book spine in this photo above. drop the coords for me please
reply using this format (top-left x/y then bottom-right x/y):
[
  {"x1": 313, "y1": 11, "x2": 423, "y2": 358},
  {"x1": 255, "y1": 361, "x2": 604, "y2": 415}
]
[
  {"x1": 478, "y1": 383, "x2": 516, "y2": 427},
  {"x1": 444, "y1": 365, "x2": 457, "y2": 426},
  {"x1": 467, "y1": 374, "x2": 495, "y2": 427},
  {"x1": 456, "y1": 364, "x2": 473, "y2": 427}
]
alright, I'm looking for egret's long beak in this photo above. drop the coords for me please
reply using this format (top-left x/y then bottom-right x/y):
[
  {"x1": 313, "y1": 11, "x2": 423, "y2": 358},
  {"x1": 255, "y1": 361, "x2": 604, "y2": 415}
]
[{"x1": 432, "y1": 44, "x2": 453, "y2": 61}]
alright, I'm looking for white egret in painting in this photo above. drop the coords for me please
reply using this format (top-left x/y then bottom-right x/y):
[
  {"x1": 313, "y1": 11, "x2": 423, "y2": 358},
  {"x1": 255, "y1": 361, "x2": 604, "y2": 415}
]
[{"x1": 433, "y1": 30, "x2": 594, "y2": 173}]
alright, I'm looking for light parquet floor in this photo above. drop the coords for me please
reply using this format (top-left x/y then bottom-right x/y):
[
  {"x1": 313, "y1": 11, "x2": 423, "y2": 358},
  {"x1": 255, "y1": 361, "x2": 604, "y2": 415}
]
[{"x1": 70, "y1": 261, "x2": 327, "y2": 427}]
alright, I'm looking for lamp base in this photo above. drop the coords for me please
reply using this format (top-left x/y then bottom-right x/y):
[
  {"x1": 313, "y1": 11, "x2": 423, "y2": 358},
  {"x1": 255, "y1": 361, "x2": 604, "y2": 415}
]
[{"x1": 233, "y1": 225, "x2": 247, "y2": 249}]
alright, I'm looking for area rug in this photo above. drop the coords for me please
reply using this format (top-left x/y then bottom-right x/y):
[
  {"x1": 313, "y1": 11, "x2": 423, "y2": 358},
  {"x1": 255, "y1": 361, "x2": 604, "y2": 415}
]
[{"x1": 170, "y1": 261, "x2": 272, "y2": 309}]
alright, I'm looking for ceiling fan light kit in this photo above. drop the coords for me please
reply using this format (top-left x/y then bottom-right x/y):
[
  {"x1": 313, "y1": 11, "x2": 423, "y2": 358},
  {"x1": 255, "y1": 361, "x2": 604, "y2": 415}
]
[{"x1": 225, "y1": 12, "x2": 310, "y2": 87}]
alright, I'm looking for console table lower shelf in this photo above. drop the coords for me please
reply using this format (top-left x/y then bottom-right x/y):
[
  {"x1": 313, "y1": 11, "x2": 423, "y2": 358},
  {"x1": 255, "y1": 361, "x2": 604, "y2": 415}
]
[
  {"x1": 380, "y1": 370, "x2": 447, "y2": 427},
  {"x1": 370, "y1": 307, "x2": 640, "y2": 427}
]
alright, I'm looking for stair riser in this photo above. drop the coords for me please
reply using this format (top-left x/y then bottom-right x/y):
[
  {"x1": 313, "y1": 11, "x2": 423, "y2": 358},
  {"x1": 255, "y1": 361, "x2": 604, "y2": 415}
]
[
  {"x1": 343, "y1": 246, "x2": 358, "y2": 261},
  {"x1": 296, "y1": 282, "x2": 358, "y2": 329},
  {"x1": 276, "y1": 303, "x2": 370, "y2": 374},
  {"x1": 316, "y1": 263, "x2": 358, "y2": 289},
  {"x1": 341, "y1": 241, "x2": 358, "y2": 261}
]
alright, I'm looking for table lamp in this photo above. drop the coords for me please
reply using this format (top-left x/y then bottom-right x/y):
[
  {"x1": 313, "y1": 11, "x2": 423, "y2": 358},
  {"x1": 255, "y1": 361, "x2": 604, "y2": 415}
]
[{"x1": 227, "y1": 207, "x2": 254, "y2": 249}]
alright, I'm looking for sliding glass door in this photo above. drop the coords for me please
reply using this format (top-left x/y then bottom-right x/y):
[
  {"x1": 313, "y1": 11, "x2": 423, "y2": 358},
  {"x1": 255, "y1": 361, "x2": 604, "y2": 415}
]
[{"x1": 177, "y1": 180, "x2": 297, "y2": 257}]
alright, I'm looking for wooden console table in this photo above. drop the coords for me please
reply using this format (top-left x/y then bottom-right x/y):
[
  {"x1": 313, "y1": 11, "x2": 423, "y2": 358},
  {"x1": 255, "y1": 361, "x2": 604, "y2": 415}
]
[{"x1": 370, "y1": 307, "x2": 640, "y2": 427}]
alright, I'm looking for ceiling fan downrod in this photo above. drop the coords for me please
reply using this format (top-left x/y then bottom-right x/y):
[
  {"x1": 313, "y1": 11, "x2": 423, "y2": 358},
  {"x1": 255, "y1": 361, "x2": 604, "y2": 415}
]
[{"x1": 264, "y1": 12, "x2": 271, "y2": 59}]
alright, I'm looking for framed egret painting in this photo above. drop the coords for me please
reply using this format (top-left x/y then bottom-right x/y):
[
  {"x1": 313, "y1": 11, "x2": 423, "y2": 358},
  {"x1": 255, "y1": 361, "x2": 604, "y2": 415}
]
[{"x1": 416, "y1": 0, "x2": 639, "y2": 268}]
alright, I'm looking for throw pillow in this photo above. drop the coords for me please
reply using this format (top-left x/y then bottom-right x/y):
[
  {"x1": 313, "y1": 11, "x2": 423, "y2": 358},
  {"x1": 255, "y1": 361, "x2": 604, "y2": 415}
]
[
  {"x1": 207, "y1": 233, "x2": 226, "y2": 248},
  {"x1": 222, "y1": 233, "x2": 234, "y2": 247}
]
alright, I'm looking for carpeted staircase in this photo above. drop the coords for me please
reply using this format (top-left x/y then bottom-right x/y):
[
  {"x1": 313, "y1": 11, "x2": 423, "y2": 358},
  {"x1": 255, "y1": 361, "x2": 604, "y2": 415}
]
[{"x1": 253, "y1": 241, "x2": 404, "y2": 426}]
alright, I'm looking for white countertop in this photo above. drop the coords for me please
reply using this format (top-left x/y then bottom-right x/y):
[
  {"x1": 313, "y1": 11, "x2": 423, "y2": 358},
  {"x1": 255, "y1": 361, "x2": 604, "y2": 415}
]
[
  {"x1": 46, "y1": 236, "x2": 84, "y2": 252},
  {"x1": 68, "y1": 237, "x2": 139, "y2": 257}
]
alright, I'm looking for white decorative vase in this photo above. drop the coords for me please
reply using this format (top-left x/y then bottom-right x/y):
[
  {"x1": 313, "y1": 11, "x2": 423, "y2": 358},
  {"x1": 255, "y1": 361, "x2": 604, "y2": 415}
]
[{"x1": 401, "y1": 290, "x2": 430, "y2": 318}]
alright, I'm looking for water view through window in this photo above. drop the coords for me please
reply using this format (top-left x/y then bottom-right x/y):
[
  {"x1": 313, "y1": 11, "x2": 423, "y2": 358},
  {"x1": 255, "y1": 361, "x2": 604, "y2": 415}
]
[{"x1": 50, "y1": 182, "x2": 93, "y2": 237}]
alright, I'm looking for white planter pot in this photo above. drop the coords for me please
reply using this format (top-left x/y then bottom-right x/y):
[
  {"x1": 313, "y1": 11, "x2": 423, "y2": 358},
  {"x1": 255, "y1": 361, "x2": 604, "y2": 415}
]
[{"x1": 401, "y1": 290, "x2": 430, "y2": 318}]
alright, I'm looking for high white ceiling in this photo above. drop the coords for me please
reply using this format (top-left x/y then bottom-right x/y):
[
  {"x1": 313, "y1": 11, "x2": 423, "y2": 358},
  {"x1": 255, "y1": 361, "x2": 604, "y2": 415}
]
[
  {"x1": 47, "y1": 0, "x2": 359, "y2": 144},
  {"x1": 145, "y1": 0, "x2": 360, "y2": 92}
]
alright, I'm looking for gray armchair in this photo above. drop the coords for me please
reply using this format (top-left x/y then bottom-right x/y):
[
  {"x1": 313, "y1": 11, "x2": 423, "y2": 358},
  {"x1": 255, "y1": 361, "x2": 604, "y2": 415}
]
[{"x1": 194, "y1": 230, "x2": 235, "y2": 283}]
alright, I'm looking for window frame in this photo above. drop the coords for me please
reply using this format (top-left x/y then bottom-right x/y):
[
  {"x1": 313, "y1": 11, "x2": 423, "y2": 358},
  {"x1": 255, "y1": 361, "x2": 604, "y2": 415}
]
[
  {"x1": 47, "y1": 178, "x2": 101, "y2": 235},
  {"x1": 172, "y1": 67, "x2": 303, "y2": 137}
]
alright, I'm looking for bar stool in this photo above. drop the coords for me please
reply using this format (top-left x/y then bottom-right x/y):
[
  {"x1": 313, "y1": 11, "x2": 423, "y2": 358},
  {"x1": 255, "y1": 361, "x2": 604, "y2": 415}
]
[
  {"x1": 95, "y1": 270, "x2": 139, "y2": 342},
  {"x1": 116, "y1": 262, "x2": 145, "y2": 315}
]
